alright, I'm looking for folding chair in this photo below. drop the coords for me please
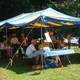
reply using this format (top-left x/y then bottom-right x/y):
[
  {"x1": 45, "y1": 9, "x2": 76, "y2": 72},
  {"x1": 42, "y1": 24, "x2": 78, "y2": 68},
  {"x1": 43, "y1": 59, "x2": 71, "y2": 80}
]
[
  {"x1": 20, "y1": 47, "x2": 28, "y2": 65},
  {"x1": 20, "y1": 47, "x2": 35, "y2": 66}
]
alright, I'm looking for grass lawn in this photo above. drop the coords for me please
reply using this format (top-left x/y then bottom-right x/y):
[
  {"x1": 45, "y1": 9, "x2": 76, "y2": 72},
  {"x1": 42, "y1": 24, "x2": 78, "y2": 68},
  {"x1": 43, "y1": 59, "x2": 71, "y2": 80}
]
[{"x1": 0, "y1": 46, "x2": 80, "y2": 80}]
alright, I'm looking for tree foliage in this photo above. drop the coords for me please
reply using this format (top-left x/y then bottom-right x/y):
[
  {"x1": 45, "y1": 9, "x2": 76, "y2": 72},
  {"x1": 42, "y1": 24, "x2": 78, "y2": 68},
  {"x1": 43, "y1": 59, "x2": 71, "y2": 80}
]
[
  {"x1": 0, "y1": 0, "x2": 80, "y2": 37},
  {"x1": 0, "y1": 0, "x2": 80, "y2": 20}
]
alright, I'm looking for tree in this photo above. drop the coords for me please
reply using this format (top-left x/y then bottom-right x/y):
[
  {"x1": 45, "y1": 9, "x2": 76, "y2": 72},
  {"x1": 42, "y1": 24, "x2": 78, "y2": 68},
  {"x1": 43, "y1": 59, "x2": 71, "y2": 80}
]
[{"x1": 0, "y1": 0, "x2": 34, "y2": 20}]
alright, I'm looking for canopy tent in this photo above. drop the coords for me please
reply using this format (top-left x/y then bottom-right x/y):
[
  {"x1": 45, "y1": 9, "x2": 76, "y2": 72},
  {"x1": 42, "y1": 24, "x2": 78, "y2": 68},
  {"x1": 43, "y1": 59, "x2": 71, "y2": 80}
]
[
  {"x1": 0, "y1": 12, "x2": 37, "y2": 30},
  {"x1": 0, "y1": 8, "x2": 79, "y2": 70},
  {"x1": 0, "y1": 7, "x2": 80, "y2": 29}
]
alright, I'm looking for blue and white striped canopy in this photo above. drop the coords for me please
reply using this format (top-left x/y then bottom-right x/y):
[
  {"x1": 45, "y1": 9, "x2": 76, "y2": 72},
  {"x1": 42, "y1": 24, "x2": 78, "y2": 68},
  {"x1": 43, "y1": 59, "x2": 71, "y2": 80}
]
[{"x1": 0, "y1": 7, "x2": 80, "y2": 28}]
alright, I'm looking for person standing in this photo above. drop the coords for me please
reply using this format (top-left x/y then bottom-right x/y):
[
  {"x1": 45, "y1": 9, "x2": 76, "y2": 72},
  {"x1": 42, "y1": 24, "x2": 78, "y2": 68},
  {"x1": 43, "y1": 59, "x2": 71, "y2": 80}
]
[
  {"x1": 67, "y1": 33, "x2": 72, "y2": 49},
  {"x1": 10, "y1": 33, "x2": 19, "y2": 54}
]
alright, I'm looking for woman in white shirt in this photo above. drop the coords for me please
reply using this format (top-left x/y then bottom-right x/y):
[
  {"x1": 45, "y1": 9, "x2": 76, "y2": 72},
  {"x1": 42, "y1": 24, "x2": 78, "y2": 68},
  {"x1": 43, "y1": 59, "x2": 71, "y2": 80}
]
[{"x1": 11, "y1": 33, "x2": 19, "y2": 54}]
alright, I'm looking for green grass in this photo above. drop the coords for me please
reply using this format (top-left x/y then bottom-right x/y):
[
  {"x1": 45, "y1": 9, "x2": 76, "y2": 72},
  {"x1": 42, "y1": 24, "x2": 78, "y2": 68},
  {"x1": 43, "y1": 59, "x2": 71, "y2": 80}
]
[{"x1": 0, "y1": 46, "x2": 80, "y2": 80}]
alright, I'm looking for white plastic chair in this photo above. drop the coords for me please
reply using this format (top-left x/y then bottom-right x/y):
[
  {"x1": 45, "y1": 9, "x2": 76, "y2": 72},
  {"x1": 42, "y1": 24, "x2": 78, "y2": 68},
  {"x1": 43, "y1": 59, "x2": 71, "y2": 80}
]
[
  {"x1": 20, "y1": 47, "x2": 28, "y2": 65},
  {"x1": 21, "y1": 47, "x2": 28, "y2": 58}
]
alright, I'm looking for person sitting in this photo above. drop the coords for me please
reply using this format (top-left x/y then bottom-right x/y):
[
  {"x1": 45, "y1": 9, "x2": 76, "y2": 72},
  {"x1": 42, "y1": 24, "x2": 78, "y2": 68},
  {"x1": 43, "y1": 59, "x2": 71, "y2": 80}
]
[
  {"x1": 25, "y1": 39, "x2": 40, "y2": 65},
  {"x1": 38, "y1": 39, "x2": 61, "y2": 66},
  {"x1": 38, "y1": 39, "x2": 52, "y2": 50},
  {"x1": 0, "y1": 38, "x2": 7, "y2": 58},
  {"x1": 0, "y1": 38, "x2": 7, "y2": 48},
  {"x1": 50, "y1": 32, "x2": 58, "y2": 49},
  {"x1": 58, "y1": 38, "x2": 66, "y2": 49}
]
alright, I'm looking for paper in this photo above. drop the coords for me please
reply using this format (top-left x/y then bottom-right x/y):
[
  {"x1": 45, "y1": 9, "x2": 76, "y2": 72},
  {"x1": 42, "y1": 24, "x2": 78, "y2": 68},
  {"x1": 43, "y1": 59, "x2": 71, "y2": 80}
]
[{"x1": 44, "y1": 32, "x2": 52, "y2": 42}]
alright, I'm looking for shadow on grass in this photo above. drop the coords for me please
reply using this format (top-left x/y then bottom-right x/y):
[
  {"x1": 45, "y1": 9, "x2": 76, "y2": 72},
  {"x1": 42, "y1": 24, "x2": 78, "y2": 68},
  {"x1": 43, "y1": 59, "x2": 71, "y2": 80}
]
[
  {"x1": 0, "y1": 58, "x2": 41, "y2": 74},
  {"x1": 61, "y1": 53, "x2": 80, "y2": 66},
  {"x1": 30, "y1": 72, "x2": 41, "y2": 76},
  {"x1": 0, "y1": 53, "x2": 80, "y2": 74}
]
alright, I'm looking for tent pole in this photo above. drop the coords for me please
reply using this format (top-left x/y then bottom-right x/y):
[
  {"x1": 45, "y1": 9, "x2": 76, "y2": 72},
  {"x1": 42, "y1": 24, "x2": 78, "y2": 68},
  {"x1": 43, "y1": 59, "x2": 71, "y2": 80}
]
[
  {"x1": 40, "y1": 16, "x2": 47, "y2": 69},
  {"x1": 5, "y1": 26, "x2": 8, "y2": 47},
  {"x1": 40, "y1": 26, "x2": 44, "y2": 69}
]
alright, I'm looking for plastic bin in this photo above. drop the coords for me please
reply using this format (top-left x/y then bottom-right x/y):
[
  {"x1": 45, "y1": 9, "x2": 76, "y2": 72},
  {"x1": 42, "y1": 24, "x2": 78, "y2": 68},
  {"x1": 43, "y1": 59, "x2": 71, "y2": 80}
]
[{"x1": 45, "y1": 60, "x2": 55, "y2": 67}]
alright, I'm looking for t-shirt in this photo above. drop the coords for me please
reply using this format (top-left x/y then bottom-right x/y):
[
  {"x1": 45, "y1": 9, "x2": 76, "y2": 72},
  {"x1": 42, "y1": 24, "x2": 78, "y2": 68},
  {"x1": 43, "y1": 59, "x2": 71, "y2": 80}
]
[
  {"x1": 0, "y1": 43, "x2": 4, "y2": 48},
  {"x1": 11, "y1": 38, "x2": 19, "y2": 44},
  {"x1": 38, "y1": 43, "x2": 51, "y2": 50},
  {"x1": 26, "y1": 44, "x2": 36, "y2": 55}
]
